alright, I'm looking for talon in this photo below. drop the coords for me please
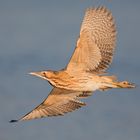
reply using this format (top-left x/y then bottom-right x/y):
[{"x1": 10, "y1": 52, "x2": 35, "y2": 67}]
[{"x1": 121, "y1": 81, "x2": 128, "y2": 84}]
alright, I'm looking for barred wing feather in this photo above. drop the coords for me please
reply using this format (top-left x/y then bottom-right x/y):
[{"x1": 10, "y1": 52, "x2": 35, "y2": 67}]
[
  {"x1": 13, "y1": 88, "x2": 86, "y2": 121},
  {"x1": 67, "y1": 6, "x2": 116, "y2": 73}
]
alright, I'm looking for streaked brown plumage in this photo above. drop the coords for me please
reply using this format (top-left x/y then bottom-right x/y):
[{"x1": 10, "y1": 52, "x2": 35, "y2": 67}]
[{"x1": 10, "y1": 6, "x2": 135, "y2": 123}]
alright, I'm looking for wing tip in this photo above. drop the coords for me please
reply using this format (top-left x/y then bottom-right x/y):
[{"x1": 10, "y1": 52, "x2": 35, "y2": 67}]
[{"x1": 9, "y1": 119, "x2": 18, "y2": 123}]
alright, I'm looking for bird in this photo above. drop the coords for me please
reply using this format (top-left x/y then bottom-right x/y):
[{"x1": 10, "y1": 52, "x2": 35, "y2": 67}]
[{"x1": 10, "y1": 6, "x2": 135, "y2": 123}]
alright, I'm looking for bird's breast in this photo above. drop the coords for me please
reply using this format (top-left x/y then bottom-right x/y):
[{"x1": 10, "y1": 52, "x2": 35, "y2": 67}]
[{"x1": 48, "y1": 72, "x2": 101, "y2": 92}]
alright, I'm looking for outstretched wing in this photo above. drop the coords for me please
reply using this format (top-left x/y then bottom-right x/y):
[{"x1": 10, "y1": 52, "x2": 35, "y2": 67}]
[
  {"x1": 67, "y1": 6, "x2": 116, "y2": 73},
  {"x1": 11, "y1": 88, "x2": 88, "y2": 122}
]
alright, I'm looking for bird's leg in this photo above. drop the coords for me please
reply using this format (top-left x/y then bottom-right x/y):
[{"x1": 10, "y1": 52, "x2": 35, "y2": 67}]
[
  {"x1": 99, "y1": 86, "x2": 112, "y2": 91},
  {"x1": 101, "y1": 76, "x2": 135, "y2": 89},
  {"x1": 77, "y1": 91, "x2": 92, "y2": 98},
  {"x1": 113, "y1": 81, "x2": 135, "y2": 88}
]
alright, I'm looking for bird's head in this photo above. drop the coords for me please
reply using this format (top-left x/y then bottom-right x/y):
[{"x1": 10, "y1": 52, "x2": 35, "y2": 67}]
[{"x1": 29, "y1": 70, "x2": 54, "y2": 80}]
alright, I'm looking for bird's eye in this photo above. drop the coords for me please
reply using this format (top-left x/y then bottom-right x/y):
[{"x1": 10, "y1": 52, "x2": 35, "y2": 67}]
[{"x1": 41, "y1": 72, "x2": 46, "y2": 76}]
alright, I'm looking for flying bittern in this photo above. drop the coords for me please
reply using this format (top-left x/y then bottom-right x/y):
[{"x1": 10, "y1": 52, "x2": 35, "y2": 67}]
[{"x1": 10, "y1": 6, "x2": 135, "y2": 123}]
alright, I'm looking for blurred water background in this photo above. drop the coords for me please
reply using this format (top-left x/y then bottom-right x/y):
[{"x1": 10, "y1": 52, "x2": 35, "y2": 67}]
[{"x1": 0, "y1": 0, "x2": 140, "y2": 140}]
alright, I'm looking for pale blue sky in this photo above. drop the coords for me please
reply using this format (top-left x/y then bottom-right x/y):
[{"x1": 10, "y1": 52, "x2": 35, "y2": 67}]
[{"x1": 0, "y1": 1, "x2": 140, "y2": 140}]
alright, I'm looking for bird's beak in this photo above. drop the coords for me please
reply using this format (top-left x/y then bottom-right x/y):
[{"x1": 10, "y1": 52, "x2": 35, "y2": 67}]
[
  {"x1": 29, "y1": 72, "x2": 47, "y2": 80},
  {"x1": 29, "y1": 72, "x2": 40, "y2": 76}
]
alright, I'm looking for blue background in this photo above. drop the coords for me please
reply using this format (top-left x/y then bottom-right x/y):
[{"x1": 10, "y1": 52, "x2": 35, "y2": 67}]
[{"x1": 0, "y1": 0, "x2": 140, "y2": 140}]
